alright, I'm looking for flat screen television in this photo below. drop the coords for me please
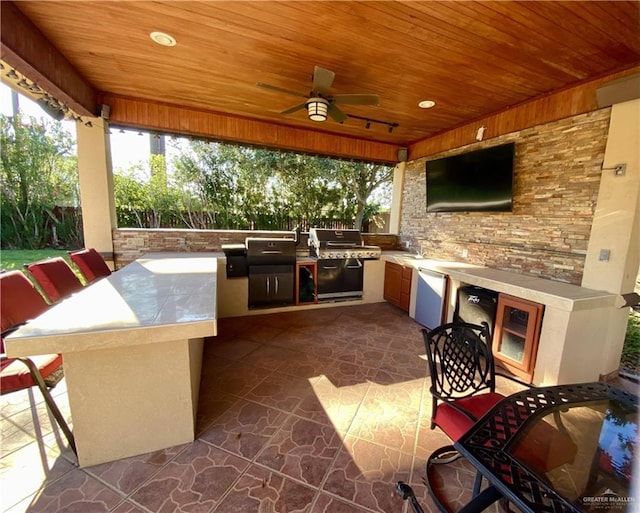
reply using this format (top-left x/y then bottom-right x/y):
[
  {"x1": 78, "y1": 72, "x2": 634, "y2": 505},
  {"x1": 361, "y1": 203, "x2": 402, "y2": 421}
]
[{"x1": 426, "y1": 142, "x2": 515, "y2": 212}]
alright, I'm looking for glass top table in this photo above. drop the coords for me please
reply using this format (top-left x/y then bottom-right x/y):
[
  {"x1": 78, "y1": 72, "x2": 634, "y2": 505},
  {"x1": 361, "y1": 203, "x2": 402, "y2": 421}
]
[{"x1": 455, "y1": 382, "x2": 638, "y2": 513}]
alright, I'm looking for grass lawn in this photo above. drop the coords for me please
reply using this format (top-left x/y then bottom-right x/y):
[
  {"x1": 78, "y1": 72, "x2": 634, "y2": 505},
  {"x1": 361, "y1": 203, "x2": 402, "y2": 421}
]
[{"x1": 0, "y1": 249, "x2": 73, "y2": 272}]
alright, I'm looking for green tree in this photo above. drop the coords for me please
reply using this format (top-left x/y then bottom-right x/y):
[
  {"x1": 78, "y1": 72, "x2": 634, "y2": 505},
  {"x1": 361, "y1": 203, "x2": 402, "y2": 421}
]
[
  {"x1": 171, "y1": 139, "x2": 392, "y2": 231},
  {"x1": 253, "y1": 150, "x2": 344, "y2": 228},
  {"x1": 173, "y1": 141, "x2": 248, "y2": 228},
  {"x1": 113, "y1": 169, "x2": 149, "y2": 227},
  {"x1": 0, "y1": 113, "x2": 79, "y2": 248},
  {"x1": 334, "y1": 160, "x2": 393, "y2": 230},
  {"x1": 114, "y1": 155, "x2": 182, "y2": 228}
]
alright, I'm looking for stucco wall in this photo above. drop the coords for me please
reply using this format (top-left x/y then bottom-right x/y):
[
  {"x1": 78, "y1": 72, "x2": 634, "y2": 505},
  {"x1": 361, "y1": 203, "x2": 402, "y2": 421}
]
[{"x1": 400, "y1": 109, "x2": 611, "y2": 284}]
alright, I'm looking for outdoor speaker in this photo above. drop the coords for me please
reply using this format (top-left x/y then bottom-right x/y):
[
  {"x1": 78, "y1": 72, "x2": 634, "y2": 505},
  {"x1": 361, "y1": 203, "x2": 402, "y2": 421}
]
[
  {"x1": 398, "y1": 147, "x2": 408, "y2": 162},
  {"x1": 100, "y1": 104, "x2": 110, "y2": 119}
]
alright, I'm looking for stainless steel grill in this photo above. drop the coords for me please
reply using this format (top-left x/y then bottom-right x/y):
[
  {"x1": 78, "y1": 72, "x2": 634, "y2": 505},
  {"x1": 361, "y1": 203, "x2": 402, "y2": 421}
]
[
  {"x1": 309, "y1": 228, "x2": 380, "y2": 301},
  {"x1": 308, "y1": 228, "x2": 381, "y2": 260}
]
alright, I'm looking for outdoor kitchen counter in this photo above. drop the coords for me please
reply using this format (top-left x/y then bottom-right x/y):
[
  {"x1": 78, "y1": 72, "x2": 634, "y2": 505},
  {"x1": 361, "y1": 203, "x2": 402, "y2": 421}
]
[
  {"x1": 381, "y1": 251, "x2": 621, "y2": 386},
  {"x1": 382, "y1": 251, "x2": 618, "y2": 311},
  {"x1": 5, "y1": 252, "x2": 218, "y2": 467}
]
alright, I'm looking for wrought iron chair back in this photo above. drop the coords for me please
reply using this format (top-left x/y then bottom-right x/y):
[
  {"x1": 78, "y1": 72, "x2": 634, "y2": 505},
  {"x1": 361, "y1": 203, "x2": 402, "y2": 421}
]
[{"x1": 423, "y1": 321, "x2": 495, "y2": 409}]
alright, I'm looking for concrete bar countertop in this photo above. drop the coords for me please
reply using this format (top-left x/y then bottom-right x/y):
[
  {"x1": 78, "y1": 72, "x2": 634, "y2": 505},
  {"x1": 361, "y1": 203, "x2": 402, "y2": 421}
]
[{"x1": 6, "y1": 252, "x2": 218, "y2": 357}]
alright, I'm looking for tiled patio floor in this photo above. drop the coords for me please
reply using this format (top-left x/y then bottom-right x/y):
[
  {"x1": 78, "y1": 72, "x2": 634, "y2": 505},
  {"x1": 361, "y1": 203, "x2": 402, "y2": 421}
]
[{"x1": 1, "y1": 303, "x2": 636, "y2": 513}]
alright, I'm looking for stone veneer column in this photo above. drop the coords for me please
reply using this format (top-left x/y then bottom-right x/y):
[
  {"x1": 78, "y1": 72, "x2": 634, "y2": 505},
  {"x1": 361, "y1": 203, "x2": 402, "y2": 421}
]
[
  {"x1": 76, "y1": 117, "x2": 116, "y2": 265},
  {"x1": 581, "y1": 98, "x2": 640, "y2": 379}
]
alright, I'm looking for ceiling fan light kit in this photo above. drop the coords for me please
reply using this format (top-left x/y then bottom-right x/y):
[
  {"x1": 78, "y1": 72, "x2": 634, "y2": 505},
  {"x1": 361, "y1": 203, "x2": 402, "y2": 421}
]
[{"x1": 307, "y1": 97, "x2": 329, "y2": 121}]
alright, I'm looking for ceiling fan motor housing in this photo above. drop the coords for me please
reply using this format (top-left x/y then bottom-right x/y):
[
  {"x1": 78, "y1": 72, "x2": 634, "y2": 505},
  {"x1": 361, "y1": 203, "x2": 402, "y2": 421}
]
[{"x1": 306, "y1": 97, "x2": 329, "y2": 121}]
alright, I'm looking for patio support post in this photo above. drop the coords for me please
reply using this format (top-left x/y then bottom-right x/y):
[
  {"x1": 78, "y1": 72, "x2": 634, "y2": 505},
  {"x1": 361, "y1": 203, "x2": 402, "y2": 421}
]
[
  {"x1": 582, "y1": 98, "x2": 640, "y2": 378},
  {"x1": 388, "y1": 161, "x2": 406, "y2": 235},
  {"x1": 76, "y1": 117, "x2": 116, "y2": 268}
]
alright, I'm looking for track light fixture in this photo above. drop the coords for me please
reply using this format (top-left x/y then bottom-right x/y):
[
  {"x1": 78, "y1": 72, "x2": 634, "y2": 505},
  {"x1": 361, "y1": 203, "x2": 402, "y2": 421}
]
[{"x1": 347, "y1": 113, "x2": 399, "y2": 133}]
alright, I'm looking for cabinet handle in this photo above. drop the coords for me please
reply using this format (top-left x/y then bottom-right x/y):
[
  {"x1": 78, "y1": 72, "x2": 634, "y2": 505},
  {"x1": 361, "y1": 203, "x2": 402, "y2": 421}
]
[
  {"x1": 322, "y1": 265, "x2": 338, "y2": 270},
  {"x1": 275, "y1": 276, "x2": 279, "y2": 294},
  {"x1": 266, "y1": 277, "x2": 270, "y2": 295},
  {"x1": 346, "y1": 259, "x2": 363, "y2": 269}
]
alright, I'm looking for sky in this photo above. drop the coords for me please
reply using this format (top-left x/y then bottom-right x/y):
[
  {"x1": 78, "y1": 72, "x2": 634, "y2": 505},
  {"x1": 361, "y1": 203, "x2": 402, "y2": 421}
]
[{"x1": 0, "y1": 82, "x2": 150, "y2": 171}]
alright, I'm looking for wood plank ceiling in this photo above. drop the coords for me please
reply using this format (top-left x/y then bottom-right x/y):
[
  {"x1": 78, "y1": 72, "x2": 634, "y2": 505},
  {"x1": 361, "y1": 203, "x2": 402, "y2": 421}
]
[{"x1": 2, "y1": 1, "x2": 640, "y2": 158}]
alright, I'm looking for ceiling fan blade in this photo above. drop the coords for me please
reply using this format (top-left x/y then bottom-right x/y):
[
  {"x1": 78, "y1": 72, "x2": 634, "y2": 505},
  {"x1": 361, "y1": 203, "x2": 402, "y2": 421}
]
[
  {"x1": 256, "y1": 82, "x2": 308, "y2": 99},
  {"x1": 328, "y1": 104, "x2": 348, "y2": 123},
  {"x1": 312, "y1": 66, "x2": 335, "y2": 95},
  {"x1": 281, "y1": 102, "x2": 308, "y2": 115},
  {"x1": 331, "y1": 94, "x2": 379, "y2": 106}
]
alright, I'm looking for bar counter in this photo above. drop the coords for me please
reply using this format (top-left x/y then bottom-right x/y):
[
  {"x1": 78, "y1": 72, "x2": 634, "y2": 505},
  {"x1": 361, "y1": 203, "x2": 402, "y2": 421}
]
[{"x1": 5, "y1": 253, "x2": 218, "y2": 467}]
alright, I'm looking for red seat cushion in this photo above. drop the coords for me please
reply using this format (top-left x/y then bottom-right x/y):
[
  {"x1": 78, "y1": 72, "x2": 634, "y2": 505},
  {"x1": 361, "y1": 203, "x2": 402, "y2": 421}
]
[
  {"x1": 0, "y1": 354, "x2": 63, "y2": 393},
  {"x1": 0, "y1": 271, "x2": 64, "y2": 397},
  {"x1": 26, "y1": 257, "x2": 84, "y2": 303},
  {"x1": 69, "y1": 248, "x2": 111, "y2": 283},
  {"x1": 434, "y1": 392, "x2": 505, "y2": 441},
  {"x1": 0, "y1": 271, "x2": 49, "y2": 334}
]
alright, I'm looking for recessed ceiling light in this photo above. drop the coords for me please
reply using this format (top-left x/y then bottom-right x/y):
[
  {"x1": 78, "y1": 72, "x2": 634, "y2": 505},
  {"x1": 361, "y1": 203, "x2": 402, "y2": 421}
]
[
  {"x1": 150, "y1": 31, "x2": 176, "y2": 47},
  {"x1": 418, "y1": 100, "x2": 436, "y2": 109}
]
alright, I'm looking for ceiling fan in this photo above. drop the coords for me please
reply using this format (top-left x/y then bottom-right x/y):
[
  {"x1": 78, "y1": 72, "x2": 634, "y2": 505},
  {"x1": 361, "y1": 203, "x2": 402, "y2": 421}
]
[{"x1": 256, "y1": 66, "x2": 379, "y2": 123}]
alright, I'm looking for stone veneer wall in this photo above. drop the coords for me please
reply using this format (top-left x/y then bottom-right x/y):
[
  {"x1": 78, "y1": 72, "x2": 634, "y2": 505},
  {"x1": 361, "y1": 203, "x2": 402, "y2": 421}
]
[
  {"x1": 112, "y1": 228, "x2": 399, "y2": 267},
  {"x1": 401, "y1": 109, "x2": 611, "y2": 285}
]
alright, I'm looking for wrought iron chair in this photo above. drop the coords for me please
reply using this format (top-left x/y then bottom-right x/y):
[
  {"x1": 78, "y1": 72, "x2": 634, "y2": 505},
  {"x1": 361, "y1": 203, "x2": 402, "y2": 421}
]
[
  {"x1": 0, "y1": 270, "x2": 76, "y2": 455},
  {"x1": 398, "y1": 321, "x2": 577, "y2": 512},
  {"x1": 25, "y1": 256, "x2": 84, "y2": 303},
  {"x1": 424, "y1": 322, "x2": 507, "y2": 440},
  {"x1": 68, "y1": 248, "x2": 111, "y2": 283}
]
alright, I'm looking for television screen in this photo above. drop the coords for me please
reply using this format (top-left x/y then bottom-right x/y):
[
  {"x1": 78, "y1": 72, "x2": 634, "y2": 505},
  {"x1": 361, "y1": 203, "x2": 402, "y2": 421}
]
[{"x1": 426, "y1": 142, "x2": 515, "y2": 212}]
